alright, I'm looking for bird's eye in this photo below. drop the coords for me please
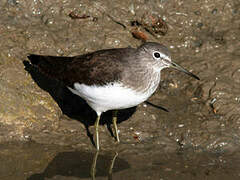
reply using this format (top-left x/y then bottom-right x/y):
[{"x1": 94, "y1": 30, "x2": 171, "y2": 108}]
[{"x1": 153, "y1": 51, "x2": 161, "y2": 59}]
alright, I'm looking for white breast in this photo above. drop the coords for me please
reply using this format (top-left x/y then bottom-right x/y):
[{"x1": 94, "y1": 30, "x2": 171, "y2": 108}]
[{"x1": 68, "y1": 82, "x2": 159, "y2": 115}]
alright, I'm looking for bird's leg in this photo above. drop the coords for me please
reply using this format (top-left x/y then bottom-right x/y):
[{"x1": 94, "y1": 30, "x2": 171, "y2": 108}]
[
  {"x1": 94, "y1": 115, "x2": 101, "y2": 151},
  {"x1": 112, "y1": 110, "x2": 120, "y2": 143},
  {"x1": 90, "y1": 151, "x2": 99, "y2": 180},
  {"x1": 108, "y1": 152, "x2": 118, "y2": 179}
]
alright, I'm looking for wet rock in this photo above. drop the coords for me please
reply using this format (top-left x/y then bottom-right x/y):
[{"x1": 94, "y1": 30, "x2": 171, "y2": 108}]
[
  {"x1": 7, "y1": 0, "x2": 18, "y2": 6},
  {"x1": 211, "y1": 8, "x2": 218, "y2": 15},
  {"x1": 194, "y1": 11, "x2": 201, "y2": 16},
  {"x1": 0, "y1": 54, "x2": 61, "y2": 141}
]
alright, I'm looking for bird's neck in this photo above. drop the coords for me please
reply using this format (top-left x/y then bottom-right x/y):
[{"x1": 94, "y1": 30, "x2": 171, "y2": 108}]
[{"x1": 122, "y1": 63, "x2": 161, "y2": 95}]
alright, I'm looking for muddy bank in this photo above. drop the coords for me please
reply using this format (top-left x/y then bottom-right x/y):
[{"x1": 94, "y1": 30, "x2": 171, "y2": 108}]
[
  {"x1": 0, "y1": 0, "x2": 240, "y2": 179},
  {"x1": 0, "y1": 0, "x2": 239, "y2": 151}
]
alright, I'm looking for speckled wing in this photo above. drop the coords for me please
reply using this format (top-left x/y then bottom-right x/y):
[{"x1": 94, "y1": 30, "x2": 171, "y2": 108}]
[{"x1": 28, "y1": 48, "x2": 132, "y2": 87}]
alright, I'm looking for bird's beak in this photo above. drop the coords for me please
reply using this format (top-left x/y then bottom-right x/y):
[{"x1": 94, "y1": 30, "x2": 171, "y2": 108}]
[{"x1": 164, "y1": 59, "x2": 200, "y2": 80}]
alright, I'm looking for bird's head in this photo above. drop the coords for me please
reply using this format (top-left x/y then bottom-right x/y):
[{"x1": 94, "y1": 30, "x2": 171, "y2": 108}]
[{"x1": 138, "y1": 42, "x2": 199, "y2": 80}]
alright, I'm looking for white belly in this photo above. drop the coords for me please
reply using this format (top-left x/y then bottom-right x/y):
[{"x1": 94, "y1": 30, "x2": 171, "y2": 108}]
[{"x1": 68, "y1": 82, "x2": 157, "y2": 115}]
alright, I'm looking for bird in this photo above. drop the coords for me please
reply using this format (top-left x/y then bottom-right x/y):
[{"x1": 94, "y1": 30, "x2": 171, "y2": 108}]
[{"x1": 27, "y1": 42, "x2": 199, "y2": 150}]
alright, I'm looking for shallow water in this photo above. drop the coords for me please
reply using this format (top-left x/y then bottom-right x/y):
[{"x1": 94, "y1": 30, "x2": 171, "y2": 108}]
[{"x1": 1, "y1": 142, "x2": 240, "y2": 180}]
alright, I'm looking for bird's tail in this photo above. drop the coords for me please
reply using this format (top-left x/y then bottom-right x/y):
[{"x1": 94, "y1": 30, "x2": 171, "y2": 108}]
[{"x1": 28, "y1": 54, "x2": 74, "y2": 80}]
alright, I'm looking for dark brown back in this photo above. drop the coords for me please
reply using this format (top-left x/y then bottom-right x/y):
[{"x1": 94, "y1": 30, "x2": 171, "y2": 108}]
[{"x1": 28, "y1": 48, "x2": 135, "y2": 87}]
